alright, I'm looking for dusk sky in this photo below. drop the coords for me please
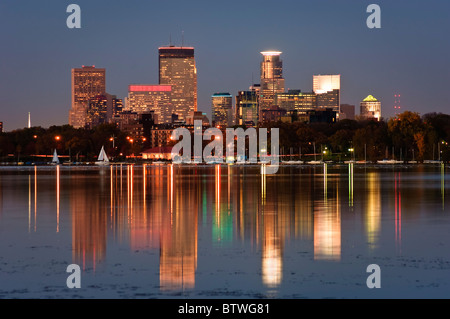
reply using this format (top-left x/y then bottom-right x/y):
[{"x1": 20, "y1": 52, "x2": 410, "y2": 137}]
[{"x1": 1, "y1": 0, "x2": 450, "y2": 131}]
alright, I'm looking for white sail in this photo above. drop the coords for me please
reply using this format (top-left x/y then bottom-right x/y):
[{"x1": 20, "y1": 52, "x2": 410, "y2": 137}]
[
  {"x1": 97, "y1": 146, "x2": 109, "y2": 163},
  {"x1": 52, "y1": 149, "x2": 59, "y2": 164}
]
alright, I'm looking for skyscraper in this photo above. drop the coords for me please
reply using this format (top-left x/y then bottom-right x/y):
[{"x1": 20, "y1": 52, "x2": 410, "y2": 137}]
[
  {"x1": 126, "y1": 85, "x2": 172, "y2": 124},
  {"x1": 313, "y1": 74, "x2": 341, "y2": 116},
  {"x1": 236, "y1": 90, "x2": 259, "y2": 127},
  {"x1": 276, "y1": 90, "x2": 317, "y2": 114},
  {"x1": 260, "y1": 51, "x2": 285, "y2": 113},
  {"x1": 360, "y1": 95, "x2": 381, "y2": 121},
  {"x1": 159, "y1": 46, "x2": 197, "y2": 121},
  {"x1": 211, "y1": 93, "x2": 233, "y2": 127},
  {"x1": 69, "y1": 66, "x2": 106, "y2": 128}
]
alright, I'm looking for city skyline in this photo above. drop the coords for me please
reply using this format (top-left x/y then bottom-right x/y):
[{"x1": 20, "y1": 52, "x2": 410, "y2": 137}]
[{"x1": 1, "y1": 0, "x2": 450, "y2": 131}]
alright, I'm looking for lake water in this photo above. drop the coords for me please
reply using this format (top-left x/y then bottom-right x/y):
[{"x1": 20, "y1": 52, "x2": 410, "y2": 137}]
[{"x1": 0, "y1": 164, "x2": 449, "y2": 299}]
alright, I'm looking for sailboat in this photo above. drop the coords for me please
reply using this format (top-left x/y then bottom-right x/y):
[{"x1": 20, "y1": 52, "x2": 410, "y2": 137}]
[
  {"x1": 51, "y1": 149, "x2": 60, "y2": 165},
  {"x1": 95, "y1": 146, "x2": 110, "y2": 166}
]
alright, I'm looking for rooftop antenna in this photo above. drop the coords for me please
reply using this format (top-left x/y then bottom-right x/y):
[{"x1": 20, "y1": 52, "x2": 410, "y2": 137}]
[
  {"x1": 181, "y1": 30, "x2": 184, "y2": 48},
  {"x1": 169, "y1": 33, "x2": 172, "y2": 46},
  {"x1": 394, "y1": 94, "x2": 401, "y2": 117}
]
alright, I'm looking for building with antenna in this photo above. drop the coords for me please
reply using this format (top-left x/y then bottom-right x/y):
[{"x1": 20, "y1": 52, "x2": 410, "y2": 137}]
[
  {"x1": 159, "y1": 46, "x2": 197, "y2": 121},
  {"x1": 394, "y1": 94, "x2": 401, "y2": 116}
]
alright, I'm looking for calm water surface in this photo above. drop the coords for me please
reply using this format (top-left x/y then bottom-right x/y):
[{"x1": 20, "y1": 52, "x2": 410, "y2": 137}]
[{"x1": 0, "y1": 164, "x2": 449, "y2": 298}]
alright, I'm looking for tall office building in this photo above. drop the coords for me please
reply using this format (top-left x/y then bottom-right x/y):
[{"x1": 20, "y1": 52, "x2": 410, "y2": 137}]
[
  {"x1": 211, "y1": 93, "x2": 233, "y2": 127},
  {"x1": 313, "y1": 74, "x2": 340, "y2": 116},
  {"x1": 236, "y1": 90, "x2": 259, "y2": 127},
  {"x1": 126, "y1": 85, "x2": 172, "y2": 124},
  {"x1": 276, "y1": 90, "x2": 317, "y2": 114},
  {"x1": 360, "y1": 95, "x2": 381, "y2": 121},
  {"x1": 260, "y1": 51, "x2": 285, "y2": 112},
  {"x1": 159, "y1": 46, "x2": 197, "y2": 121},
  {"x1": 69, "y1": 65, "x2": 106, "y2": 128}
]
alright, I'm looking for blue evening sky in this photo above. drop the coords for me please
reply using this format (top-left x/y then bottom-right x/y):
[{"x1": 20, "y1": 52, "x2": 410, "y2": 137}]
[{"x1": 1, "y1": 0, "x2": 449, "y2": 131}]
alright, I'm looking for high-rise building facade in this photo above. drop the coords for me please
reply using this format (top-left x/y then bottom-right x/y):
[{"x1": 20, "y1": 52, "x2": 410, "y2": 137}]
[
  {"x1": 126, "y1": 85, "x2": 172, "y2": 124},
  {"x1": 276, "y1": 90, "x2": 317, "y2": 114},
  {"x1": 211, "y1": 93, "x2": 233, "y2": 127},
  {"x1": 159, "y1": 46, "x2": 197, "y2": 121},
  {"x1": 69, "y1": 66, "x2": 106, "y2": 128},
  {"x1": 313, "y1": 74, "x2": 341, "y2": 116},
  {"x1": 0, "y1": 121, "x2": 3, "y2": 133},
  {"x1": 360, "y1": 95, "x2": 381, "y2": 121},
  {"x1": 260, "y1": 51, "x2": 285, "y2": 113},
  {"x1": 85, "y1": 95, "x2": 108, "y2": 129},
  {"x1": 236, "y1": 90, "x2": 259, "y2": 127}
]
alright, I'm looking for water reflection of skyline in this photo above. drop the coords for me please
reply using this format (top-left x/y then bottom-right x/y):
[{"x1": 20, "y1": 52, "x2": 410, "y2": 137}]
[{"x1": 12, "y1": 165, "x2": 449, "y2": 291}]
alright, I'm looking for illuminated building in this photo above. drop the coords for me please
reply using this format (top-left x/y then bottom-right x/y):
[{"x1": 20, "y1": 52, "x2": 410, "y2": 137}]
[
  {"x1": 126, "y1": 85, "x2": 172, "y2": 123},
  {"x1": 185, "y1": 111, "x2": 210, "y2": 126},
  {"x1": 360, "y1": 95, "x2": 382, "y2": 121},
  {"x1": 149, "y1": 125, "x2": 175, "y2": 148},
  {"x1": 85, "y1": 95, "x2": 108, "y2": 129},
  {"x1": 69, "y1": 66, "x2": 106, "y2": 128},
  {"x1": 275, "y1": 90, "x2": 317, "y2": 114},
  {"x1": 236, "y1": 90, "x2": 259, "y2": 127},
  {"x1": 261, "y1": 105, "x2": 287, "y2": 123},
  {"x1": 0, "y1": 121, "x2": 3, "y2": 133},
  {"x1": 211, "y1": 93, "x2": 233, "y2": 127},
  {"x1": 159, "y1": 46, "x2": 197, "y2": 121},
  {"x1": 313, "y1": 74, "x2": 341, "y2": 116},
  {"x1": 107, "y1": 93, "x2": 123, "y2": 122},
  {"x1": 260, "y1": 51, "x2": 285, "y2": 113}
]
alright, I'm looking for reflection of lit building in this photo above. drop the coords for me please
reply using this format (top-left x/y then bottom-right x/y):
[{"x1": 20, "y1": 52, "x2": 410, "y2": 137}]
[
  {"x1": 211, "y1": 93, "x2": 233, "y2": 127},
  {"x1": 366, "y1": 172, "x2": 381, "y2": 249},
  {"x1": 261, "y1": 174, "x2": 283, "y2": 288},
  {"x1": 313, "y1": 75, "x2": 340, "y2": 116},
  {"x1": 71, "y1": 175, "x2": 107, "y2": 270},
  {"x1": 159, "y1": 46, "x2": 197, "y2": 121},
  {"x1": 360, "y1": 95, "x2": 381, "y2": 121},
  {"x1": 160, "y1": 166, "x2": 198, "y2": 290},
  {"x1": 260, "y1": 51, "x2": 285, "y2": 112},
  {"x1": 314, "y1": 199, "x2": 341, "y2": 261},
  {"x1": 213, "y1": 165, "x2": 233, "y2": 245}
]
